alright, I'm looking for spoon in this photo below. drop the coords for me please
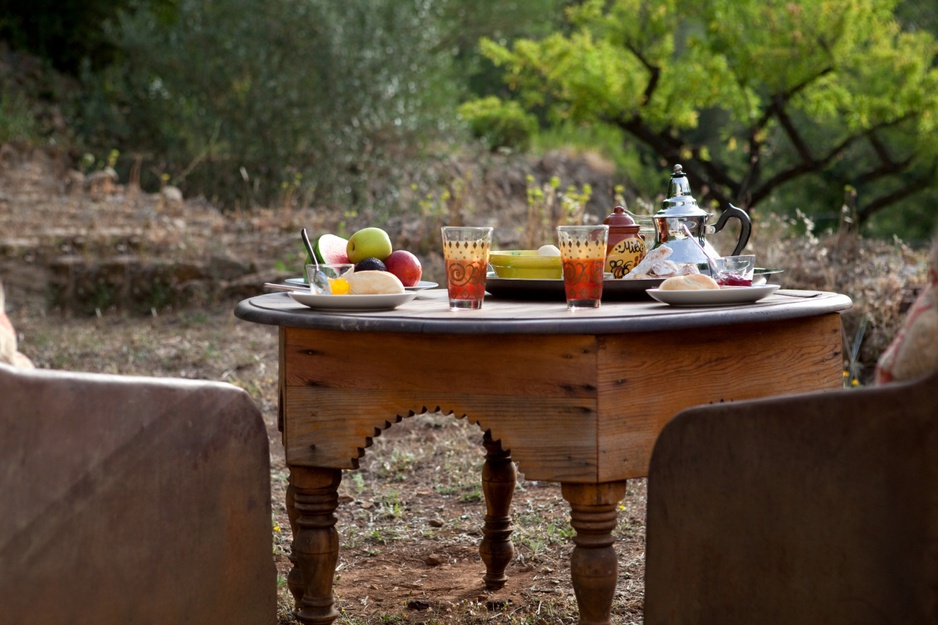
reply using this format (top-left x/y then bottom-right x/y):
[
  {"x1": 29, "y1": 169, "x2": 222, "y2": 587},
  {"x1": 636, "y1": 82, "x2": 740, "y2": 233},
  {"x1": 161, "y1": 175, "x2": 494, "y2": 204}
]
[
  {"x1": 301, "y1": 228, "x2": 332, "y2": 295},
  {"x1": 263, "y1": 282, "x2": 303, "y2": 292},
  {"x1": 681, "y1": 223, "x2": 718, "y2": 263}
]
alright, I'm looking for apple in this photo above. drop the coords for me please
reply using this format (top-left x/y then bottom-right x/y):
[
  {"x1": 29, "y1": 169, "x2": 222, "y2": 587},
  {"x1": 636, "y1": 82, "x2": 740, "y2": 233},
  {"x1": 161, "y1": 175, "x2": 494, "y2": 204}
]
[
  {"x1": 384, "y1": 250, "x2": 422, "y2": 287},
  {"x1": 347, "y1": 227, "x2": 393, "y2": 264}
]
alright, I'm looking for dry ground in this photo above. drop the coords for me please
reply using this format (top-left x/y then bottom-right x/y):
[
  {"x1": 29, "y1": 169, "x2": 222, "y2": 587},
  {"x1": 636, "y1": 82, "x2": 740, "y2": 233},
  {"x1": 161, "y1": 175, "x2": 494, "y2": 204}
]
[
  {"x1": 3, "y1": 143, "x2": 929, "y2": 624},
  {"x1": 10, "y1": 302, "x2": 649, "y2": 624},
  {"x1": 1, "y1": 145, "x2": 647, "y2": 624}
]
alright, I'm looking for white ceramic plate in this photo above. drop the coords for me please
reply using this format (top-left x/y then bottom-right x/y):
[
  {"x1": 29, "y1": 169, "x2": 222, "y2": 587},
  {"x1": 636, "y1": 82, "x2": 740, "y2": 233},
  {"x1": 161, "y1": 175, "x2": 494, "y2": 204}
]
[
  {"x1": 408, "y1": 281, "x2": 439, "y2": 291},
  {"x1": 646, "y1": 284, "x2": 781, "y2": 307},
  {"x1": 288, "y1": 290, "x2": 418, "y2": 311},
  {"x1": 285, "y1": 277, "x2": 438, "y2": 291}
]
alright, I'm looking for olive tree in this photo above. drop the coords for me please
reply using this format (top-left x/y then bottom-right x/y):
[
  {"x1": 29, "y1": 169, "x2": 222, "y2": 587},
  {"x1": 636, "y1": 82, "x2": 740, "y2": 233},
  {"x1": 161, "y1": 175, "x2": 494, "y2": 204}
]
[
  {"x1": 80, "y1": 0, "x2": 461, "y2": 209},
  {"x1": 478, "y1": 0, "x2": 938, "y2": 233}
]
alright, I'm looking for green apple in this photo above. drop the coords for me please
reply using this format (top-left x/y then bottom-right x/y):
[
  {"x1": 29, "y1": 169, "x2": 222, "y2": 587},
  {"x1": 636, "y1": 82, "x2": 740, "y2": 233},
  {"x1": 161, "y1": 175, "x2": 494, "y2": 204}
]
[{"x1": 347, "y1": 227, "x2": 393, "y2": 264}]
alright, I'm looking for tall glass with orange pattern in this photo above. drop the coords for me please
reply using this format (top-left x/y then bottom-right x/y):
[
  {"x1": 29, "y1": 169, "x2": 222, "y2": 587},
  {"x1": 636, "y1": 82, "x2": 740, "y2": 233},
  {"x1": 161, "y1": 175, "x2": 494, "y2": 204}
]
[
  {"x1": 441, "y1": 226, "x2": 494, "y2": 310},
  {"x1": 557, "y1": 225, "x2": 609, "y2": 309}
]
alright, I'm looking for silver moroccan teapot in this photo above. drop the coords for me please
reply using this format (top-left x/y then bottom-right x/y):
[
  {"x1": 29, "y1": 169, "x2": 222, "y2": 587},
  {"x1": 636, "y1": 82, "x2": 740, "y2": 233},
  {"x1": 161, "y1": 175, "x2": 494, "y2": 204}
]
[{"x1": 652, "y1": 164, "x2": 751, "y2": 265}]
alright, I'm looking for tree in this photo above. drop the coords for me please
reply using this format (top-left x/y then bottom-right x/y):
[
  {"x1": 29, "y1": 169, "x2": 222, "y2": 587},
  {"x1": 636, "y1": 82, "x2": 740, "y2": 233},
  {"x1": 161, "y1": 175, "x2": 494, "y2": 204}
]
[
  {"x1": 73, "y1": 0, "x2": 570, "y2": 210},
  {"x1": 478, "y1": 0, "x2": 938, "y2": 231},
  {"x1": 79, "y1": 0, "x2": 461, "y2": 209},
  {"x1": 433, "y1": 0, "x2": 567, "y2": 100},
  {"x1": 0, "y1": 0, "x2": 177, "y2": 74},
  {"x1": 896, "y1": 0, "x2": 938, "y2": 35}
]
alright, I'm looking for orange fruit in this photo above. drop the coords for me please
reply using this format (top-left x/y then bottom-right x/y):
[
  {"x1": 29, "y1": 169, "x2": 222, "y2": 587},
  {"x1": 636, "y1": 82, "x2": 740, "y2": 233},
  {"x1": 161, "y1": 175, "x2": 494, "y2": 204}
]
[{"x1": 329, "y1": 277, "x2": 350, "y2": 295}]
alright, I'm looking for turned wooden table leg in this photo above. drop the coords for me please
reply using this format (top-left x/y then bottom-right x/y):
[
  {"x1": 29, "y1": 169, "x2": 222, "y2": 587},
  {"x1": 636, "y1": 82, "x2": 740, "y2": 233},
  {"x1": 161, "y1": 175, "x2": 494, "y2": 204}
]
[
  {"x1": 285, "y1": 482, "x2": 303, "y2": 605},
  {"x1": 480, "y1": 430, "x2": 516, "y2": 590},
  {"x1": 561, "y1": 481, "x2": 629, "y2": 625},
  {"x1": 287, "y1": 467, "x2": 343, "y2": 625}
]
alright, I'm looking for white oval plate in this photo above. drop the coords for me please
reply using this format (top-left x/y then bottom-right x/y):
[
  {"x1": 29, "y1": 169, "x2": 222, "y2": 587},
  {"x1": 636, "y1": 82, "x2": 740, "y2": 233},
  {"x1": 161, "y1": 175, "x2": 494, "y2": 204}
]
[
  {"x1": 407, "y1": 281, "x2": 439, "y2": 291},
  {"x1": 646, "y1": 284, "x2": 780, "y2": 307},
  {"x1": 285, "y1": 277, "x2": 438, "y2": 291},
  {"x1": 288, "y1": 290, "x2": 418, "y2": 311}
]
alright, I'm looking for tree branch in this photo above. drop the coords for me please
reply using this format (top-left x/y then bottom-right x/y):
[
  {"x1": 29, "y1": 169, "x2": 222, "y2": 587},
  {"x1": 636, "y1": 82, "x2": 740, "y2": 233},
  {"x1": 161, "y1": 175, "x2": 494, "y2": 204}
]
[
  {"x1": 748, "y1": 114, "x2": 917, "y2": 207},
  {"x1": 736, "y1": 66, "x2": 836, "y2": 205},
  {"x1": 623, "y1": 42, "x2": 659, "y2": 105},
  {"x1": 857, "y1": 131, "x2": 917, "y2": 186},
  {"x1": 613, "y1": 116, "x2": 737, "y2": 208},
  {"x1": 857, "y1": 171, "x2": 935, "y2": 224},
  {"x1": 773, "y1": 98, "x2": 817, "y2": 166},
  {"x1": 855, "y1": 155, "x2": 916, "y2": 186}
]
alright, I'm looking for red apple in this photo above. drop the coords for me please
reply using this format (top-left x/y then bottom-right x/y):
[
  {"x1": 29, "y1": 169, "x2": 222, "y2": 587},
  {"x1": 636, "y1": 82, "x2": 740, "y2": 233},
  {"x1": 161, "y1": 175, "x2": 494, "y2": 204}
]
[{"x1": 383, "y1": 250, "x2": 422, "y2": 287}]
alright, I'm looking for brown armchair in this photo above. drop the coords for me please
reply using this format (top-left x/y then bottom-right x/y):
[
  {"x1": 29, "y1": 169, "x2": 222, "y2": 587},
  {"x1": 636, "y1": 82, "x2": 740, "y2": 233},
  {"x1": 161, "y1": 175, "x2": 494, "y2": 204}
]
[
  {"x1": 0, "y1": 364, "x2": 276, "y2": 625},
  {"x1": 644, "y1": 369, "x2": 938, "y2": 625}
]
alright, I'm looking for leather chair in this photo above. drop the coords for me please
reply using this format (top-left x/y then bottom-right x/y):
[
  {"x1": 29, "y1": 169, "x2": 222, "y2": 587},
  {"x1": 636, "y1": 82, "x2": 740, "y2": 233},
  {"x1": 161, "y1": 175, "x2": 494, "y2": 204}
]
[
  {"x1": 644, "y1": 369, "x2": 938, "y2": 625},
  {"x1": 0, "y1": 364, "x2": 276, "y2": 625}
]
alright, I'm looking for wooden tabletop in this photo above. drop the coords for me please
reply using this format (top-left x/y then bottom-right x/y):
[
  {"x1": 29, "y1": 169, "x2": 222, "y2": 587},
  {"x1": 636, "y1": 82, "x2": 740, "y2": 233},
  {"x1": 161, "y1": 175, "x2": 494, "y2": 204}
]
[{"x1": 235, "y1": 288, "x2": 853, "y2": 335}]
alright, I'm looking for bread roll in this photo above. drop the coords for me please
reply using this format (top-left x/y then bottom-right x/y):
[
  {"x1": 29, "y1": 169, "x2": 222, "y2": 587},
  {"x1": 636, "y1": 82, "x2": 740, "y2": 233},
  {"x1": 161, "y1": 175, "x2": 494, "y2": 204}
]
[
  {"x1": 347, "y1": 270, "x2": 406, "y2": 294},
  {"x1": 659, "y1": 273, "x2": 720, "y2": 291}
]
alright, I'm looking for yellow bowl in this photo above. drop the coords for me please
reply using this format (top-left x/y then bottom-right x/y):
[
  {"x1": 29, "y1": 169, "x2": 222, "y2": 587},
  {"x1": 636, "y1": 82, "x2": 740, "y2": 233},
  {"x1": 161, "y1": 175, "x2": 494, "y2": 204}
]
[{"x1": 489, "y1": 250, "x2": 562, "y2": 280}]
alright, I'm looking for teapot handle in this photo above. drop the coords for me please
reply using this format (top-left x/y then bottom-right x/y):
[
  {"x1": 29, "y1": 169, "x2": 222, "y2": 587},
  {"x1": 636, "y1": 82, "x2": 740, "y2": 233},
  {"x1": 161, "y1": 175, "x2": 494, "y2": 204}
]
[{"x1": 713, "y1": 203, "x2": 752, "y2": 256}]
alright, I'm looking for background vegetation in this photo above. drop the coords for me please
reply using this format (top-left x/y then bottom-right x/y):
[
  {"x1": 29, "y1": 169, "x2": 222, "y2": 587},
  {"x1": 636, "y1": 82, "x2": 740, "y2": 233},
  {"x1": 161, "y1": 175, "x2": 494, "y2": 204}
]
[
  {"x1": 3, "y1": 4, "x2": 935, "y2": 622},
  {"x1": 1, "y1": 0, "x2": 936, "y2": 241}
]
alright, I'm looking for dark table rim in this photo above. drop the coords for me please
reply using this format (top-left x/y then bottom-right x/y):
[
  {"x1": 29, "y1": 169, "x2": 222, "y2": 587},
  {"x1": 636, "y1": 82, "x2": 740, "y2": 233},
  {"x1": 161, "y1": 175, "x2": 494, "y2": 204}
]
[{"x1": 234, "y1": 291, "x2": 853, "y2": 335}]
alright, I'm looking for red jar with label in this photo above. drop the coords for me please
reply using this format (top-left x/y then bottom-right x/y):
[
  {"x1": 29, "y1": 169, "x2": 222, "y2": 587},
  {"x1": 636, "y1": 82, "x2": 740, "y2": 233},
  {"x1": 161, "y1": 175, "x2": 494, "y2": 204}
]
[{"x1": 603, "y1": 205, "x2": 646, "y2": 279}]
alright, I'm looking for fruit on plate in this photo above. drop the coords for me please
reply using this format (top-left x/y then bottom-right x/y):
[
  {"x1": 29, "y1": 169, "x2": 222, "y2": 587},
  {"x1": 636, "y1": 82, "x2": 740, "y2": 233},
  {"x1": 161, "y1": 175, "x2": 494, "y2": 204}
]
[
  {"x1": 383, "y1": 250, "x2": 422, "y2": 287},
  {"x1": 355, "y1": 257, "x2": 387, "y2": 272},
  {"x1": 347, "y1": 227, "x2": 393, "y2": 264},
  {"x1": 328, "y1": 276, "x2": 351, "y2": 295},
  {"x1": 347, "y1": 270, "x2": 405, "y2": 295},
  {"x1": 313, "y1": 233, "x2": 351, "y2": 264},
  {"x1": 537, "y1": 244, "x2": 561, "y2": 257}
]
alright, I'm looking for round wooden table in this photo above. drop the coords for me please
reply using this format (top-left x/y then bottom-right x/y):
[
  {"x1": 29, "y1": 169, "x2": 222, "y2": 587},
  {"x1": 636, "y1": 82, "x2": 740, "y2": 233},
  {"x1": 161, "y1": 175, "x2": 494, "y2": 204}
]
[{"x1": 236, "y1": 287, "x2": 852, "y2": 624}]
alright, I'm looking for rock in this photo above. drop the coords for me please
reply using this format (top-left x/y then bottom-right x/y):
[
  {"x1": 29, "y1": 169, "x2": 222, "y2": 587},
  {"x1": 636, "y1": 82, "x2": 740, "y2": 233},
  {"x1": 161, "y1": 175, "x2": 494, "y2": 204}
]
[
  {"x1": 65, "y1": 170, "x2": 85, "y2": 195},
  {"x1": 162, "y1": 185, "x2": 184, "y2": 203},
  {"x1": 424, "y1": 553, "x2": 445, "y2": 566},
  {"x1": 84, "y1": 167, "x2": 118, "y2": 192}
]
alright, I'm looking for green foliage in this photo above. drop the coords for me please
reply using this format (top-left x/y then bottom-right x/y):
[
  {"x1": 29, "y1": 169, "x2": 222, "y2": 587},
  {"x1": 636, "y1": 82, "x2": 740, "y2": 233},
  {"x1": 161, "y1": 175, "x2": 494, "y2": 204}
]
[
  {"x1": 76, "y1": 0, "x2": 463, "y2": 210},
  {"x1": 867, "y1": 195, "x2": 938, "y2": 244},
  {"x1": 438, "y1": 0, "x2": 568, "y2": 100},
  {"x1": 896, "y1": 0, "x2": 938, "y2": 34},
  {"x1": 1, "y1": 0, "x2": 568, "y2": 215},
  {"x1": 0, "y1": 0, "x2": 177, "y2": 75},
  {"x1": 458, "y1": 96, "x2": 538, "y2": 151},
  {"x1": 481, "y1": 0, "x2": 938, "y2": 237},
  {"x1": 0, "y1": 87, "x2": 38, "y2": 143},
  {"x1": 531, "y1": 121, "x2": 652, "y2": 192}
]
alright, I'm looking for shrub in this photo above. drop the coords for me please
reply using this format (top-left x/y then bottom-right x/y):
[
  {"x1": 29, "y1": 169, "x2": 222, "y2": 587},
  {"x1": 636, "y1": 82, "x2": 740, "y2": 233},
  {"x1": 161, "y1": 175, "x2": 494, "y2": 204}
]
[
  {"x1": 458, "y1": 96, "x2": 538, "y2": 152},
  {"x1": 0, "y1": 88, "x2": 37, "y2": 144},
  {"x1": 75, "y1": 0, "x2": 463, "y2": 211},
  {"x1": 757, "y1": 211, "x2": 931, "y2": 385}
]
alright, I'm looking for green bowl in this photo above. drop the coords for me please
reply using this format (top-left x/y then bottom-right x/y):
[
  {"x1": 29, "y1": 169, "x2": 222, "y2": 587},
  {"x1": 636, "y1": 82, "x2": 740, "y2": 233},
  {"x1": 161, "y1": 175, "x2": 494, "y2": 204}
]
[{"x1": 489, "y1": 250, "x2": 562, "y2": 280}]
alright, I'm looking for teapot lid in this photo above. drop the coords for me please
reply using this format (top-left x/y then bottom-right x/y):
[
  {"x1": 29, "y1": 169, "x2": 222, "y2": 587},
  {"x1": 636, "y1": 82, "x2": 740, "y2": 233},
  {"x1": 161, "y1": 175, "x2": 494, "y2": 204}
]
[
  {"x1": 603, "y1": 205, "x2": 638, "y2": 228},
  {"x1": 656, "y1": 164, "x2": 708, "y2": 218}
]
